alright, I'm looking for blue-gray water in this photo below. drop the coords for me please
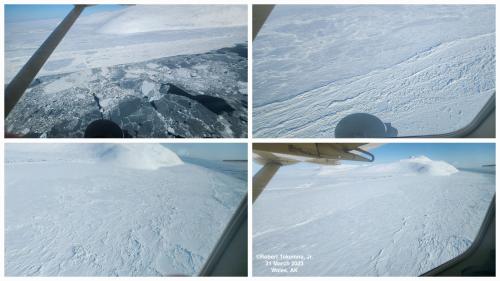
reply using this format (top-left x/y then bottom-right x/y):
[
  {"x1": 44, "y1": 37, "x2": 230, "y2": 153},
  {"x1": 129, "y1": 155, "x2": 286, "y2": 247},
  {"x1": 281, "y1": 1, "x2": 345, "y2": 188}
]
[{"x1": 459, "y1": 167, "x2": 495, "y2": 175}]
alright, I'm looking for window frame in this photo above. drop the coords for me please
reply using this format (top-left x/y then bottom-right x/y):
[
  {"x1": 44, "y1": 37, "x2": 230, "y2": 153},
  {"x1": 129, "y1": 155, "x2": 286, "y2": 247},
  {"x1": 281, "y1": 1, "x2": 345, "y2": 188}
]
[
  {"x1": 406, "y1": 93, "x2": 496, "y2": 138},
  {"x1": 421, "y1": 195, "x2": 495, "y2": 276}
]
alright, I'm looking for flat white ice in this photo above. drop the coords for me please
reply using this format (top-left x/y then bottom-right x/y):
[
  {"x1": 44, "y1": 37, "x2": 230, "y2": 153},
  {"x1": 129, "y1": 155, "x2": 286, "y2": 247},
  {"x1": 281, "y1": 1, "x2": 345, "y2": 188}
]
[
  {"x1": 141, "y1": 81, "x2": 155, "y2": 96},
  {"x1": 5, "y1": 5, "x2": 247, "y2": 82},
  {"x1": 253, "y1": 157, "x2": 495, "y2": 276},
  {"x1": 95, "y1": 5, "x2": 247, "y2": 34},
  {"x1": 253, "y1": 5, "x2": 495, "y2": 137},
  {"x1": 5, "y1": 144, "x2": 246, "y2": 276}
]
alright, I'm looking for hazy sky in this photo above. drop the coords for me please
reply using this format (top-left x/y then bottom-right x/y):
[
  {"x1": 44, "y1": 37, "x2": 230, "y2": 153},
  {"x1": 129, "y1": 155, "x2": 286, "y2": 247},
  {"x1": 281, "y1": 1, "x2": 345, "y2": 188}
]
[
  {"x1": 253, "y1": 143, "x2": 495, "y2": 173},
  {"x1": 5, "y1": 5, "x2": 125, "y2": 22},
  {"x1": 164, "y1": 143, "x2": 247, "y2": 161}
]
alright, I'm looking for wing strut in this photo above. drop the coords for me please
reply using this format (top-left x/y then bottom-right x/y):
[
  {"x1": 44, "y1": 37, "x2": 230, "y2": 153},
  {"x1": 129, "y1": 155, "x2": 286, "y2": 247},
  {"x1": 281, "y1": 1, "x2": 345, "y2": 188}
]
[
  {"x1": 253, "y1": 162, "x2": 281, "y2": 203},
  {"x1": 5, "y1": 5, "x2": 89, "y2": 117}
]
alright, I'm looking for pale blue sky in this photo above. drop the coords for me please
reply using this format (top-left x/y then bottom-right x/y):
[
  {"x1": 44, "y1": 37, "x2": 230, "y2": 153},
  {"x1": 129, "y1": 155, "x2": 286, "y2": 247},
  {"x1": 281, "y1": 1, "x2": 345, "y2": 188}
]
[{"x1": 5, "y1": 5, "x2": 125, "y2": 23}]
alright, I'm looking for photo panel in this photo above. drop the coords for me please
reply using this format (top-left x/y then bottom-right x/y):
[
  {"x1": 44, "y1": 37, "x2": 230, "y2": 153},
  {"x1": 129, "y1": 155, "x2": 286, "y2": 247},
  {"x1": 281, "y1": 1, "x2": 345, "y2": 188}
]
[
  {"x1": 4, "y1": 4, "x2": 248, "y2": 138},
  {"x1": 4, "y1": 143, "x2": 248, "y2": 276},
  {"x1": 252, "y1": 4, "x2": 495, "y2": 138},
  {"x1": 252, "y1": 143, "x2": 495, "y2": 276}
]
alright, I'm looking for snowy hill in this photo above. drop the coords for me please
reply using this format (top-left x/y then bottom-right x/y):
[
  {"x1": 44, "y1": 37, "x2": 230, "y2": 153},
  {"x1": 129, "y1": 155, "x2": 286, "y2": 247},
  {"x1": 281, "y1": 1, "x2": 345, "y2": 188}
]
[
  {"x1": 5, "y1": 144, "x2": 246, "y2": 276},
  {"x1": 375, "y1": 156, "x2": 458, "y2": 176},
  {"x1": 95, "y1": 144, "x2": 183, "y2": 170},
  {"x1": 320, "y1": 156, "x2": 458, "y2": 176},
  {"x1": 6, "y1": 144, "x2": 183, "y2": 170},
  {"x1": 253, "y1": 158, "x2": 494, "y2": 276}
]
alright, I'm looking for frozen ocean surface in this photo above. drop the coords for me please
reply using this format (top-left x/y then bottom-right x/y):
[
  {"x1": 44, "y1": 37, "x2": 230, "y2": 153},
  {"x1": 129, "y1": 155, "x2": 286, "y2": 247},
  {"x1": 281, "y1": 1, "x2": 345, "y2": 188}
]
[
  {"x1": 5, "y1": 5, "x2": 248, "y2": 138},
  {"x1": 5, "y1": 5, "x2": 247, "y2": 81},
  {"x1": 5, "y1": 144, "x2": 247, "y2": 276},
  {"x1": 253, "y1": 5, "x2": 495, "y2": 137},
  {"x1": 253, "y1": 156, "x2": 495, "y2": 276}
]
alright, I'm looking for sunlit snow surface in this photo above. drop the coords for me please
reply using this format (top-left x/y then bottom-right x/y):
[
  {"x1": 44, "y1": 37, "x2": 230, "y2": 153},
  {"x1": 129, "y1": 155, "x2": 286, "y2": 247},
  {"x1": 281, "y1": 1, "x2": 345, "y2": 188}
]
[
  {"x1": 5, "y1": 5, "x2": 247, "y2": 138},
  {"x1": 5, "y1": 144, "x2": 247, "y2": 276},
  {"x1": 253, "y1": 5, "x2": 495, "y2": 137},
  {"x1": 253, "y1": 157, "x2": 495, "y2": 276}
]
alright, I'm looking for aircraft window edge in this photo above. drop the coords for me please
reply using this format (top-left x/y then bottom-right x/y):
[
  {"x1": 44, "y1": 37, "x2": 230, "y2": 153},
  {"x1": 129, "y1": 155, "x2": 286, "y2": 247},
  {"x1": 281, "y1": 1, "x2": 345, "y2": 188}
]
[
  {"x1": 250, "y1": 94, "x2": 495, "y2": 139},
  {"x1": 420, "y1": 195, "x2": 495, "y2": 276},
  {"x1": 198, "y1": 193, "x2": 248, "y2": 276},
  {"x1": 407, "y1": 93, "x2": 496, "y2": 138}
]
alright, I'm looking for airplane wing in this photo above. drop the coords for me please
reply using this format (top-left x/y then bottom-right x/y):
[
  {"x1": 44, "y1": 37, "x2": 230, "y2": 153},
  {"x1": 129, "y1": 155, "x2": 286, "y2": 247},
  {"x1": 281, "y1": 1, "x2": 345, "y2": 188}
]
[
  {"x1": 253, "y1": 143, "x2": 378, "y2": 166},
  {"x1": 252, "y1": 143, "x2": 381, "y2": 203}
]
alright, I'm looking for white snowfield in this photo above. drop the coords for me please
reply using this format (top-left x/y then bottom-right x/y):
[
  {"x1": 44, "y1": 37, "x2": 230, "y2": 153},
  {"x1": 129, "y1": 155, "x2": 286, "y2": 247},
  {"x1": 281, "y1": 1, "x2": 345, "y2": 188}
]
[
  {"x1": 95, "y1": 5, "x2": 247, "y2": 34},
  {"x1": 253, "y1": 5, "x2": 495, "y2": 137},
  {"x1": 5, "y1": 5, "x2": 247, "y2": 82},
  {"x1": 6, "y1": 144, "x2": 183, "y2": 170},
  {"x1": 253, "y1": 156, "x2": 495, "y2": 276},
  {"x1": 5, "y1": 144, "x2": 246, "y2": 276}
]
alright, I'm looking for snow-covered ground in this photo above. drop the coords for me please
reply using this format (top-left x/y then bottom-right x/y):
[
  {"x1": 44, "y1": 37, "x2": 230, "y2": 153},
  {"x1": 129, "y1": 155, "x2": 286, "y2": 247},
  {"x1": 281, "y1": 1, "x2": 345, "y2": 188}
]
[
  {"x1": 5, "y1": 144, "x2": 247, "y2": 276},
  {"x1": 5, "y1": 5, "x2": 247, "y2": 81},
  {"x1": 253, "y1": 5, "x2": 495, "y2": 137},
  {"x1": 253, "y1": 156, "x2": 495, "y2": 276},
  {"x1": 5, "y1": 5, "x2": 247, "y2": 138}
]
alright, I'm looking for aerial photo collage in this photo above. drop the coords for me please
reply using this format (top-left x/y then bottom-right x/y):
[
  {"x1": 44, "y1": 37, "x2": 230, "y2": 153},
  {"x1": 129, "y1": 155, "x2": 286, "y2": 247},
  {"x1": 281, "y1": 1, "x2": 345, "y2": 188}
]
[{"x1": 0, "y1": 0, "x2": 497, "y2": 280}]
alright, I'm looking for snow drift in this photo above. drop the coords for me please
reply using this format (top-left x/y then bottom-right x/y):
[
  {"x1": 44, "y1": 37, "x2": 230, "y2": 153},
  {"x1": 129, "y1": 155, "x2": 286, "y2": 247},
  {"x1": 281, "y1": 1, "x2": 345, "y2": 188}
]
[
  {"x1": 367, "y1": 156, "x2": 458, "y2": 176},
  {"x1": 94, "y1": 5, "x2": 247, "y2": 34},
  {"x1": 6, "y1": 144, "x2": 183, "y2": 170},
  {"x1": 319, "y1": 156, "x2": 458, "y2": 177},
  {"x1": 95, "y1": 144, "x2": 183, "y2": 170}
]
